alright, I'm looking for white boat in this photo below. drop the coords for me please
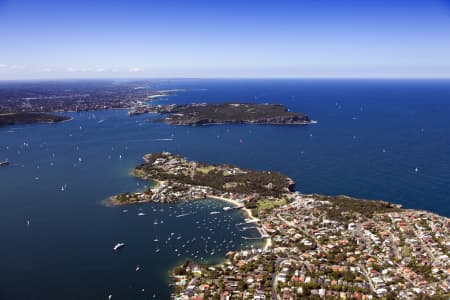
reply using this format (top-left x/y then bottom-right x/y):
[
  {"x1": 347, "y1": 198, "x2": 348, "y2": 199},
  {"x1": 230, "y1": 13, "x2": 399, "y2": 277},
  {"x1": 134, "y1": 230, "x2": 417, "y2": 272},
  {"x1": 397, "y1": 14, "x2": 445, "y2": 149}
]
[
  {"x1": 153, "y1": 237, "x2": 159, "y2": 242},
  {"x1": 223, "y1": 206, "x2": 232, "y2": 211},
  {"x1": 113, "y1": 242, "x2": 125, "y2": 251},
  {"x1": 137, "y1": 212, "x2": 146, "y2": 216},
  {"x1": 176, "y1": 213, "x2": 193, "y2": 218},
  {"x1": 135, "y1": 265, "x2": 141, "y2": 272},
  {"x1": 210, "y1": 211, "x2": 220, "y2": 215}
]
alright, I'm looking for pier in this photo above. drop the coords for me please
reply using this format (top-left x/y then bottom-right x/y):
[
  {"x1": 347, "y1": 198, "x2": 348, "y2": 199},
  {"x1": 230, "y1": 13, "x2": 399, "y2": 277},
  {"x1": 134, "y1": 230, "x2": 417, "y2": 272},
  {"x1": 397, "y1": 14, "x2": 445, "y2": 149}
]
[{"x1": 238, "y1": 223, "x2": 270, "y2": 240}]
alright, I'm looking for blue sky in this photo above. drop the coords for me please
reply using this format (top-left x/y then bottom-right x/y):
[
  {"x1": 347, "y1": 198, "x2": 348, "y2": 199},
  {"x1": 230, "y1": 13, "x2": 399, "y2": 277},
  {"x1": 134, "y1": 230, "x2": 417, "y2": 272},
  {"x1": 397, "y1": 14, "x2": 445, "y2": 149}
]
[{"x1": 1, "y1": 0, "x2": 450, "y2": 79}]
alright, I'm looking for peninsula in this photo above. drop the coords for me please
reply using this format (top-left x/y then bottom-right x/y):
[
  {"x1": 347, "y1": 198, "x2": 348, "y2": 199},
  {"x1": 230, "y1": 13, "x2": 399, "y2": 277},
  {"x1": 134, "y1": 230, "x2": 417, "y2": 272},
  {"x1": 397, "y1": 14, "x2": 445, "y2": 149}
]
[
  {"x1": 110, "y1": 153, "x2": 450, "y2": 299},
  {"x1": 0, "y1": 112, "x2": 71, "y2": 127},
  {"x1": 109, "y1": 152, "x2": 295, "y2": 206},
  {"x1": 147, "y1": 103, "x2": 313, "y2": 126}
]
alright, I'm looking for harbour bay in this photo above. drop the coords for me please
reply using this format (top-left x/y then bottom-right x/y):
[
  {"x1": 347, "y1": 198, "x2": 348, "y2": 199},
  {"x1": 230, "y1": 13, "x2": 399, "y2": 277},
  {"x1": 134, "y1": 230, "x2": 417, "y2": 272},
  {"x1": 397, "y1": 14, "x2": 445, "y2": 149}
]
[{"x1": 1, "y1": 79, "x2": 449, "y2": 299}]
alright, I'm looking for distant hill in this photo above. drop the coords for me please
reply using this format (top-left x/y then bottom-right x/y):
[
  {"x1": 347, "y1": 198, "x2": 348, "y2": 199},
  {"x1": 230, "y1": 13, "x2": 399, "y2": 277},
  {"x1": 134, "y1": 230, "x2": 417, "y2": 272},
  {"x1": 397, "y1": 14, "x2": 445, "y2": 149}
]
[
  {"x1": 0, "y1": 112, "x2": 70, "y2": 127},
  {"x1": 154, "y1": 103, "x2": 312, "y2": 125}
]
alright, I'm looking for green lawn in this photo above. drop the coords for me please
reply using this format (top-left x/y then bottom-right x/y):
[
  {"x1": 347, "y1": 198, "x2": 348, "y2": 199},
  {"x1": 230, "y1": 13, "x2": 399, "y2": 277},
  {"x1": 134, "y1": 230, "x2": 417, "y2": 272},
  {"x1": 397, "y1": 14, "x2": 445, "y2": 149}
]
[
  {"x1": 196, "y1": 166, "x2": 215, "y2": 174},
  {"x1": 257, "y1": 198, "x2": 286, "y2": 210}
]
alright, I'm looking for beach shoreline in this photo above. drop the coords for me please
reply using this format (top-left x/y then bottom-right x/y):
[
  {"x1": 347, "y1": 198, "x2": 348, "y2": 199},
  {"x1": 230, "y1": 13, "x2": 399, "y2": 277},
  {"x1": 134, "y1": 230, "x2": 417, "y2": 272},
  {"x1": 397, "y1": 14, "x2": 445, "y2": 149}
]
[
  {"x1": 106, "y1": 181, "x2": 272, "y2": 249},
  {"x1": 206, "y1": 194, "x2": 272, "y2": 250}
]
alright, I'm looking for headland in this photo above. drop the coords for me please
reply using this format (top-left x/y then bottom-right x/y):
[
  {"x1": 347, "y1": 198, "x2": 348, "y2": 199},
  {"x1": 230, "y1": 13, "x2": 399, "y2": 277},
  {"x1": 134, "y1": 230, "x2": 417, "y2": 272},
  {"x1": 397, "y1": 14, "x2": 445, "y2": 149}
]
[
  {"x1": 109, "y1": 152, "x2": 450, "y2": 299},
  {"x1": 0, "y1": 112, "x2": 71, "y2": 127},
  {"x1": 148, "y1": 103, "x2": 313, "y2": 126}
]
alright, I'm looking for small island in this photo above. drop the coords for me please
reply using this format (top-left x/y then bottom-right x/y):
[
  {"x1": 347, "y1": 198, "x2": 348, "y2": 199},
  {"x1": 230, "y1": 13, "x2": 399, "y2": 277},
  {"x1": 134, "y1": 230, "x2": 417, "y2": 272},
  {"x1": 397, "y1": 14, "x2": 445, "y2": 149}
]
[
  {"x1": 147, "y1": 103, "x2": 313, "y2": 126},
  {"x1": 0, "y1": 112, "x2": 71, "y2": 127},
  {"x1": 110, "y1": 153, "x2": 450, "y2": 299}
]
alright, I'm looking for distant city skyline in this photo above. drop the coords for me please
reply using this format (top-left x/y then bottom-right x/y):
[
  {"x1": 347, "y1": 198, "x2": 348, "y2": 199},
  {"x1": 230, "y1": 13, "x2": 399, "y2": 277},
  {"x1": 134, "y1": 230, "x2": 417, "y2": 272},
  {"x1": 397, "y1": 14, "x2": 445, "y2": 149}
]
[{"x1": 1, "y1": 0, "x2": 450, "y2": 79}]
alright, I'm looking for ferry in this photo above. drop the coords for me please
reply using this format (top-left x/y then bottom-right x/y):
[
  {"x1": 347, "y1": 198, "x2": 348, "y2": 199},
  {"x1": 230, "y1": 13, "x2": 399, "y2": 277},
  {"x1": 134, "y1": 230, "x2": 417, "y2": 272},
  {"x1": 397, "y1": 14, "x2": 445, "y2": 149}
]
[{"x1": 113, "y1": 242, "x2": 125, "y2": 251}]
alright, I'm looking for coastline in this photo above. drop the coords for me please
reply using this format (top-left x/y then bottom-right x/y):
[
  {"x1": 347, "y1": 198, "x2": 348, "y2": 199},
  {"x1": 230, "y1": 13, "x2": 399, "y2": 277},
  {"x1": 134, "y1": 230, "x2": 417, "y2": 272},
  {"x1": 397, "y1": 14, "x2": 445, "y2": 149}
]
[
  {"x1": 105, "y1": 177, "x2": 164, "y2": 206},
  {"x1": 206, "y1": 194, "x2": 258, "y2": 221},
  {"x1": 206, "y1": 194, "x2": 272, "y2": 250},
  {"x1": 53, "y1": 116, "x2": 73, "y2": 124},
  {"x1": 106, "y1": 182, "x2": 272, "y2": 250},
  {"x1": 165, "y1": 120, "x2": 317, "y2": 126}
]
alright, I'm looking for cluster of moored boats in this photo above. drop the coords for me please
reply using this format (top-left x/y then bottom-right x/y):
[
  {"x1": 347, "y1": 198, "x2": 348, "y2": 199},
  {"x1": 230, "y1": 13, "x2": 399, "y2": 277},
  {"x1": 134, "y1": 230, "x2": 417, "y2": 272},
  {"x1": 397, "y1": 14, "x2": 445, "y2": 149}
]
[{"x1": 111, "y1": 201, "x2": 260, "y2": 265}]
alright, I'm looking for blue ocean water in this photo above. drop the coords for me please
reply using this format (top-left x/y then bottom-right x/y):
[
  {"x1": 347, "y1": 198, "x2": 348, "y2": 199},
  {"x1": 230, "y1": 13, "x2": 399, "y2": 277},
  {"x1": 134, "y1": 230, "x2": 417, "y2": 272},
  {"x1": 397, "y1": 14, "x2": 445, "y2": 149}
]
[{"x1": 0, "y1": 79, "x2": 449, "y2": 299}]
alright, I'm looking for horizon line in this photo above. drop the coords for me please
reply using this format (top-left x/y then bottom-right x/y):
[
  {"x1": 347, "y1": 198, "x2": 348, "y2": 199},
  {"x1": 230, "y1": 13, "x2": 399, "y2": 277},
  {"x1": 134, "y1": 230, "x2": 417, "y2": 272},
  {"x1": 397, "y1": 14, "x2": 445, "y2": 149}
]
[{"x1": 1, "y1": 76, "x2": 450, "y2": 82}]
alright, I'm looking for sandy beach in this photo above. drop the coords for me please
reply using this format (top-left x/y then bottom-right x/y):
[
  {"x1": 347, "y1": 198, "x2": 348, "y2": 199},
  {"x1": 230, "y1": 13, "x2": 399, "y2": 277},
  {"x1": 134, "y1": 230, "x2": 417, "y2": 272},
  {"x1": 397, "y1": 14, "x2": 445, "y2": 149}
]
[
  {"x1": 107, "y1": 176, "x2": 272, "y2": 249},
  {"x1": 207, "y1": 194, "x2": 272, "y2": 250},
  {"x1": 206, "y1": 195, "x2": 258, "y2": 221}
]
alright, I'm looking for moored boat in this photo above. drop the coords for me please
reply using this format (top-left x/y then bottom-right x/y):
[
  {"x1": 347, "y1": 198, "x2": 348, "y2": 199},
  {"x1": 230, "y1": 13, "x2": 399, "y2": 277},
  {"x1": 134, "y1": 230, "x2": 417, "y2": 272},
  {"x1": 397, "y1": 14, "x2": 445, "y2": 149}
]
[{"x1": 113, "y1": 242, "x2": 125, "y2": 251}]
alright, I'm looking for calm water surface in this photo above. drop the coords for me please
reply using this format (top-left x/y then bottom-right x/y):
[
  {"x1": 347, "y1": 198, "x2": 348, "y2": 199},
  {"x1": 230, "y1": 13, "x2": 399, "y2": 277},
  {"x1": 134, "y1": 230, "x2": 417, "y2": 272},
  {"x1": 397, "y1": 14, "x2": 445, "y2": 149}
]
[{"x1": 1, "y1": 79, "x2": 449, "y2": 299}]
